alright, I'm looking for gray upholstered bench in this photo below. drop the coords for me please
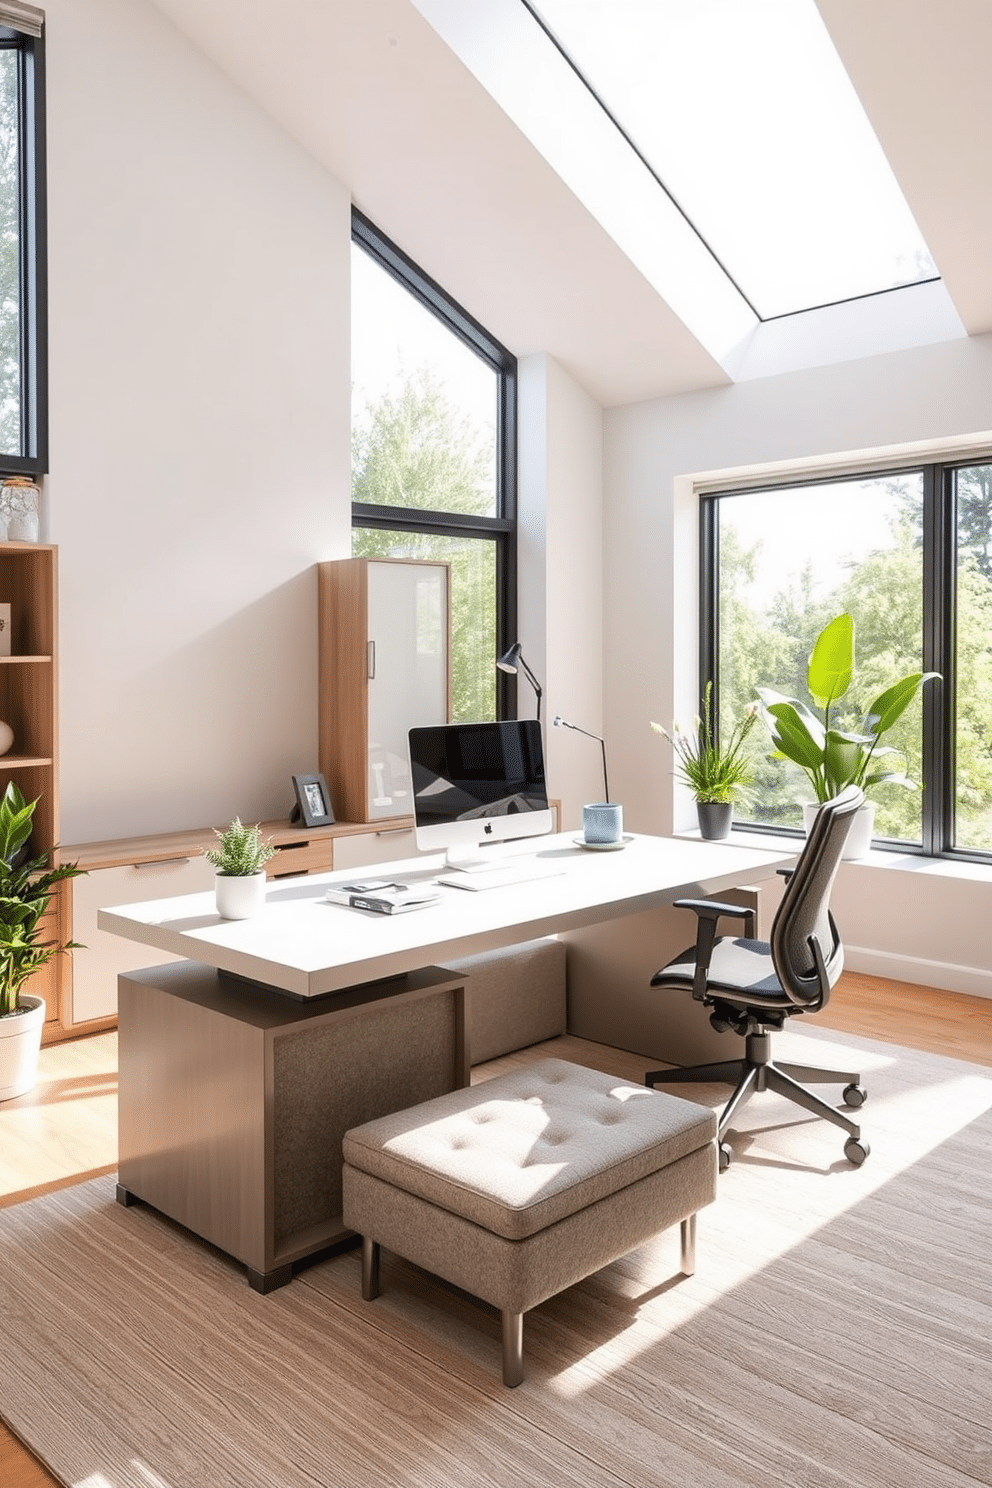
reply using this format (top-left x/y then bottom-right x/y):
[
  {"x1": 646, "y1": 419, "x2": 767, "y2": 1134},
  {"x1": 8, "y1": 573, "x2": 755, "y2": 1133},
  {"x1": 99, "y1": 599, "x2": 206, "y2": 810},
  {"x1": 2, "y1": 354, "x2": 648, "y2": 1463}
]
[{"x1": 342, "y1": 1058, "x2": 717, "y2": 1386}]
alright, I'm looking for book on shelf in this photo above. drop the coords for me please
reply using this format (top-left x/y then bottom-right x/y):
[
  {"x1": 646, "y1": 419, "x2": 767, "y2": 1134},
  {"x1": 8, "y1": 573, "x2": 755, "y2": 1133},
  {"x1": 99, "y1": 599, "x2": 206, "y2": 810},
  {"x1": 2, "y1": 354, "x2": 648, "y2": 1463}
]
[{"x1": 324, "y1": 879, "x2": 443, "y2": 915}]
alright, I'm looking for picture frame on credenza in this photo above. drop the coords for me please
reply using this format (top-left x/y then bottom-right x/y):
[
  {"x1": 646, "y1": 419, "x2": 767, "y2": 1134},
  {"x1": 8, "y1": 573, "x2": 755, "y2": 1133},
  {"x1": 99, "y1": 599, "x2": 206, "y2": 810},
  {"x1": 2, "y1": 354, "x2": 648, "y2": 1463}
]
[{"x1": 291, "y1": 772, "x2": 335, "y2": 828}]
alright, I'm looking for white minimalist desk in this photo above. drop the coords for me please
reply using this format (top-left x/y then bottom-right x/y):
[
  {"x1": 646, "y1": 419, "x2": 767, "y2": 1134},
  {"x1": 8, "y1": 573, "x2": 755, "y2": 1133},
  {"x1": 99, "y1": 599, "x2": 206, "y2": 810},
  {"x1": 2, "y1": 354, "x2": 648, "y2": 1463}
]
[{"x1": 102, "y1": 831, "x2": 793, "y2": 1290}]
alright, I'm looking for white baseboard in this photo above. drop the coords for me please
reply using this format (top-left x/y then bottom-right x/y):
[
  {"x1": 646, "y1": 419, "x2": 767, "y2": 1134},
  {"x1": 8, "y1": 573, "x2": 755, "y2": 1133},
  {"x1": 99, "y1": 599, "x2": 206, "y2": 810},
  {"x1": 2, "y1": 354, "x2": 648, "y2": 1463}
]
[{"x1": 845, "y1": 946, "x2": 992, "y2": 1000}]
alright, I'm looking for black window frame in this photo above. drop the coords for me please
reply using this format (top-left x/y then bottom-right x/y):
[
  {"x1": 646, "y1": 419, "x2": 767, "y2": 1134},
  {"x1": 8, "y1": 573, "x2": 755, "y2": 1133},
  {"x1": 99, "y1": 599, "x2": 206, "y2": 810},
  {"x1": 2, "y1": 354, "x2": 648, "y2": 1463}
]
[
  {"x1": 350, "y1": 209, "x2": 518, "y2": 720},
  {"x1": 700, "y1": 454, "x2": 992, "y2": 865},
  {"x1": 0, "y1": 18, "x2": 47, "y2": 475}
]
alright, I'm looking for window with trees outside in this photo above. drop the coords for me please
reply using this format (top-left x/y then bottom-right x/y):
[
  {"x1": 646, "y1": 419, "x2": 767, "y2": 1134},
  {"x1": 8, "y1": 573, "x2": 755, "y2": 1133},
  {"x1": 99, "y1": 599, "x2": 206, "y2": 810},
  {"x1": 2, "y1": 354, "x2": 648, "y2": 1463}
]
[
  {"x1": 350, "y1": 212, "x2": 516, "y2": 723},
  {"x1": 0, "y1": 10, "x2": 46, "y2": 473},
  {"x1": 704, "y1": 459, "x2": 992, "y2": 860}
]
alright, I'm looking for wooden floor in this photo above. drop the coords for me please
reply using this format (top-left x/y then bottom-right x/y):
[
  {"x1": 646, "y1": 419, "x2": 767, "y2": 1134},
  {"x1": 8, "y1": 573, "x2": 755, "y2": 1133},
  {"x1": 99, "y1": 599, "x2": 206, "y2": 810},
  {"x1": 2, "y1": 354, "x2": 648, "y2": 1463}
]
[{"x1": 2, "y1": 971, "x2": 990, "y2": 1488}]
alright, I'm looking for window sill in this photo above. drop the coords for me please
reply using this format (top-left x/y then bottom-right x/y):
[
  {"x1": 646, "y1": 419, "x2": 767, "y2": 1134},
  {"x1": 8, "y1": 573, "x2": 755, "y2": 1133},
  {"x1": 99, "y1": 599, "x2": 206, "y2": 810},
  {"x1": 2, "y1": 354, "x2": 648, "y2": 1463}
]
[{"x1": 676, "y1": 827, "x2": 992, "y2": 885}]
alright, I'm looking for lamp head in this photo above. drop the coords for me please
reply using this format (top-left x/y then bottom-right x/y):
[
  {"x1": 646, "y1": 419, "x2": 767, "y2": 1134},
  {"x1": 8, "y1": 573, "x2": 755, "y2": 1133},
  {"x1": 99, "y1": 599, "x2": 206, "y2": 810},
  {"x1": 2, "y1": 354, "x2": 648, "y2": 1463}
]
[{"x1": 496, "y1": 642, "x2": 523, "y2": 675}]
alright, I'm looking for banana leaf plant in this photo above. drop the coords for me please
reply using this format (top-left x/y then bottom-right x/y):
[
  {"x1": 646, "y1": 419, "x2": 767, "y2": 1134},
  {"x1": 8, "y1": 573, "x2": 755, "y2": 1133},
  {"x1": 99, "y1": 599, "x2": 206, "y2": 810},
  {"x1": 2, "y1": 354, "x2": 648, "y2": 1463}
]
[
  {"x1": 0, "y1": 782, "x2": 86, "y2": 1019},
  {"x1": 756, "y1": 613, "x2": 940, "y2": 805}
]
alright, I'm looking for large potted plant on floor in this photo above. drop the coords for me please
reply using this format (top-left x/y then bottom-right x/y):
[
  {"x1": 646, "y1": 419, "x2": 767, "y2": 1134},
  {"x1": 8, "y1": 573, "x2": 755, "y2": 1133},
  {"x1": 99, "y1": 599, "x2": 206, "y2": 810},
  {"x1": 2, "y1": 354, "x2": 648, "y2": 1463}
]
[
  {"x1": 651, "y1": 682, "x2": 758, "y2": 839},
  {"x1": 757, "y1": 612, "x2": 940, "y2": 858},
  {"x1": 0, "y1": 783, "x2": 86, "y2": 1101}
]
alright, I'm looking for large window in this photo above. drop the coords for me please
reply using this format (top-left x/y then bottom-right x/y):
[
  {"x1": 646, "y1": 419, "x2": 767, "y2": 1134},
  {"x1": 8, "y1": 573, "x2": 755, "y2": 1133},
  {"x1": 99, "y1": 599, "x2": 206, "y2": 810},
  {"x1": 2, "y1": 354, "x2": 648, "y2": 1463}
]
[
  {"x1": 0, "y1": 7, "x2": 45, "y2": 473},
  {"x1": 703, "y1": 456, "x2": 992, "y2": 860},
  {"x1": 350, "y1": 212, "x2": 516, "y2": 724}
]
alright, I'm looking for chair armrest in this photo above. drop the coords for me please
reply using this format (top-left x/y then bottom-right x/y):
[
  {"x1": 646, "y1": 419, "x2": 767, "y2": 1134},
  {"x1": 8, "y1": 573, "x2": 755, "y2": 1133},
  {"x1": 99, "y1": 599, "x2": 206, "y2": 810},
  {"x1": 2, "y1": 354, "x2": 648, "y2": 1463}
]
[{"x1": 672, "y1": 898, "x2": 757, "y2": 938}]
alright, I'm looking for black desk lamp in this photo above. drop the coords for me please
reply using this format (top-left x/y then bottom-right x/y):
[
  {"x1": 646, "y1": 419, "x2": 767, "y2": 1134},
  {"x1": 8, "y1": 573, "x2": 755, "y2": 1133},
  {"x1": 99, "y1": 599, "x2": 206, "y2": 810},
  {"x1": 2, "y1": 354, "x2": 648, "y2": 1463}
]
[
  {"x1": 497, "y1": 642, "x2": 543, "y2": 723},
  {"x1": 553, "y1": 715, "x2": 610, "y2": 803}
]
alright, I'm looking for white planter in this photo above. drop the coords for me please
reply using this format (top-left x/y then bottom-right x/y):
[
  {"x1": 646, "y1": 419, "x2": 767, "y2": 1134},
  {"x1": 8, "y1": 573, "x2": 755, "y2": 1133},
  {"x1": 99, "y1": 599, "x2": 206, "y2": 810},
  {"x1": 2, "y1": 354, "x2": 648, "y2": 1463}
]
[
  {"x1": 803, "y1": 801, "x2": 876, "y2": 860},
  {"x1": 215, "y1": 871, "x2": 268, "y2": 920},
  {"x1": 0, "y1": 994, "x2": 46, "y2": 1102}
]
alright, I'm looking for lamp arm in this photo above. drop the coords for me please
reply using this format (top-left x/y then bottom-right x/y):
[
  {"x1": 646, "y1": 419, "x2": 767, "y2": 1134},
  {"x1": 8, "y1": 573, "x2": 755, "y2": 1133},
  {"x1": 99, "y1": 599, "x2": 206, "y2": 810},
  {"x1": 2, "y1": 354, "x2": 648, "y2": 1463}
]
[
  {"x1": 517, "y1": 656, "x2": 543, "y2": 722},
  {"x1": 552, "y1": 716, "x2": 610, "y2": 802}
]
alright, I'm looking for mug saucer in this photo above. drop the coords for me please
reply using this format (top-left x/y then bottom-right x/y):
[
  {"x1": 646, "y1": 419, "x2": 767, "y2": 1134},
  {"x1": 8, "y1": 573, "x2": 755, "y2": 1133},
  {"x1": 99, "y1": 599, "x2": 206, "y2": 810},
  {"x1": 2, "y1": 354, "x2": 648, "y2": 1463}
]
[{"x1": 573, "y1": 833, "x2": 634, "y2": 852}]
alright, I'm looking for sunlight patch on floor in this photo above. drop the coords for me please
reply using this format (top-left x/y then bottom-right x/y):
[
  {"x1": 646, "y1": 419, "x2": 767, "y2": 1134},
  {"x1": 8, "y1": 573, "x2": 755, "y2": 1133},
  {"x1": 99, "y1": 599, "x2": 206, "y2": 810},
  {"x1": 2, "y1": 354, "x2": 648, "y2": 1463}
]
[{"x1": 549, "y1": 1045, "x2": 992, "y2": 1398}]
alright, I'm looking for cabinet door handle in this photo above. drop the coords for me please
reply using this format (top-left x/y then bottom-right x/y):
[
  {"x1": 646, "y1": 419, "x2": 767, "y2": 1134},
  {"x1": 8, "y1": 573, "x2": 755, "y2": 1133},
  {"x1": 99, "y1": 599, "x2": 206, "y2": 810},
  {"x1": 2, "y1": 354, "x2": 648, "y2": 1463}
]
[{"x1": 367, "y1": 640, "x2": 376, "y2": 679}]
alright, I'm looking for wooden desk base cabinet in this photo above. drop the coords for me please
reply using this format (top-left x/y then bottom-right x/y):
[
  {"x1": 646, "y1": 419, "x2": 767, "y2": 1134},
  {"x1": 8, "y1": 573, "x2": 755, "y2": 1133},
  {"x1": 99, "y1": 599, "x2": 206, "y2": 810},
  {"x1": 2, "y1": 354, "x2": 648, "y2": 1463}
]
[{"x1": 116, "y1": 961, "x2": 469, "y2": 1293}]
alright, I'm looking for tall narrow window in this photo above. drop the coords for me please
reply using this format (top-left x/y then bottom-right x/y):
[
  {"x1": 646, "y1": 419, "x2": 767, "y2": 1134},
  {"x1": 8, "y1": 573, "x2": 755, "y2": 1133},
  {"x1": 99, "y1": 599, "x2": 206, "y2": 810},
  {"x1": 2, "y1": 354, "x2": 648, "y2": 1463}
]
[
  {"x1": 351, "y1": 212, "x2": 516, "y2": 724},
  {"x1": 0, "y1": 7, "x2": 46, "y2": 472}
]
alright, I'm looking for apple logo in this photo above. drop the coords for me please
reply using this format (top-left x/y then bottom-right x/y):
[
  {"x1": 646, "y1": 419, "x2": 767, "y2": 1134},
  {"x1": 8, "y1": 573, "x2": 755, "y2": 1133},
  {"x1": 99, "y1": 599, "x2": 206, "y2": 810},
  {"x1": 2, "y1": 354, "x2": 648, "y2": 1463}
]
[{"x1": 484, "y1": 822, "x2": 493, "y2": 835}]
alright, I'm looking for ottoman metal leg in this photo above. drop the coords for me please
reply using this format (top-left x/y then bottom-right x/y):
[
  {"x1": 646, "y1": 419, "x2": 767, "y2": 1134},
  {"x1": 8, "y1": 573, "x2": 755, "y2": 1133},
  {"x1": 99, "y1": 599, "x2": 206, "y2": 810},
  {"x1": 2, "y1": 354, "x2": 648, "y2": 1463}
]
[
  {"x1": 680, "y1": 1213, "x2": 697, "y2": 1275},
  {"x1": 501, "y1": 1309, "x2": 524, "y2": 1388},
  {"x1": 362, "y1": 1236, "x2": 381, "y2": 1301}
]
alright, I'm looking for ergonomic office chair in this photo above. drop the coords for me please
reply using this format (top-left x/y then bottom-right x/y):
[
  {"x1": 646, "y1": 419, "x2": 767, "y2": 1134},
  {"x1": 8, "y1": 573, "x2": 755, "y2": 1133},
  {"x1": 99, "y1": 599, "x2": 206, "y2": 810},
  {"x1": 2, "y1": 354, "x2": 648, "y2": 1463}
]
[{"x1": 646, "y1": 784, "x2": 869, "y2": 1171}]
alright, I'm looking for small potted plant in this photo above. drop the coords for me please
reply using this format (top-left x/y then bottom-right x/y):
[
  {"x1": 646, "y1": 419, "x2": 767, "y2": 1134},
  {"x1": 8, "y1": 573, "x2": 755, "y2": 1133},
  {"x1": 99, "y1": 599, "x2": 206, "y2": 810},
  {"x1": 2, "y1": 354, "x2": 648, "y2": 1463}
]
[
  {"x1": 757, "y1": 611, "x2": 940, "y2": 857},
  {"x1": 206, "y1": 818, "x2": 276, "y2": 919},
  {"x1": 651, "y1": 681, "x2": 757, "y2": 839},
  {"x1": 0, "y1": 783, "x2": 86, "y2": 1101}
]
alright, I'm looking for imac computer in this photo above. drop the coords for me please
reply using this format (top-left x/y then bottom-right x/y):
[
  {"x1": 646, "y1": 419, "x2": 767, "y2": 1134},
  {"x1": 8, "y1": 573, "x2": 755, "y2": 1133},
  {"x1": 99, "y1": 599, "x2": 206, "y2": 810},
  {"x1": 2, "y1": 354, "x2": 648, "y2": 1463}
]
[{"x1": 408, "y1": 719, "x2": 555, "y2": 869}]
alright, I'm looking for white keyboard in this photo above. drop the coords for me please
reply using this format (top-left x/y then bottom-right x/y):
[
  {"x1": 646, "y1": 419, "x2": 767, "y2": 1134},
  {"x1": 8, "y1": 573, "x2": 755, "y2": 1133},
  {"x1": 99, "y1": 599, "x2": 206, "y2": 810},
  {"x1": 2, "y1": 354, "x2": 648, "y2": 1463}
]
[{"x1": 437, "y1": 861, "x2": 564, "y2": 892}]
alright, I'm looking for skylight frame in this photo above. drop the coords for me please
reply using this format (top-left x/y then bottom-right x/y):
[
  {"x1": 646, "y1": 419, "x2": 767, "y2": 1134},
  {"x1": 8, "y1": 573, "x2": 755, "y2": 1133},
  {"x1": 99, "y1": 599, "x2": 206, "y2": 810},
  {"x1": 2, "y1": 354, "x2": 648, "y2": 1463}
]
[{"x1": 521, "y1": 0, "x2": 940, "y2": 323}]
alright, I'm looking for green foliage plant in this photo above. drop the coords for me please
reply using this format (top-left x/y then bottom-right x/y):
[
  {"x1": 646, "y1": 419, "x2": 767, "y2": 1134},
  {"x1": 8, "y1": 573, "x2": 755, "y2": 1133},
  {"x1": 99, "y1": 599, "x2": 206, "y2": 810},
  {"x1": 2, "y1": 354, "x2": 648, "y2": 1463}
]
[
  {"x1": 0, "y1": 782, "x2": 86, "y2": 1019},
  {"x1": 651, "y1": 682, "x2": 758, "y2": 804},
  {"x1": 757, "y1": 612, "x2": 940, "y2": 805},
  {"x1": 206, "y1": 818, "x2": 276, "y2": 877}
]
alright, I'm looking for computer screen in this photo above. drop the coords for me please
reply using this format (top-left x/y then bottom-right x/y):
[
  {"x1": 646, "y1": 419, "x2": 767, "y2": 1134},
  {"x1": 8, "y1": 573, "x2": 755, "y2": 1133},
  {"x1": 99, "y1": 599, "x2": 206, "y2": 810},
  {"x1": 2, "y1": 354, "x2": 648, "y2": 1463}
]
[{"x1": 408, "y1": 719, "x2": 554, "y2": 866}]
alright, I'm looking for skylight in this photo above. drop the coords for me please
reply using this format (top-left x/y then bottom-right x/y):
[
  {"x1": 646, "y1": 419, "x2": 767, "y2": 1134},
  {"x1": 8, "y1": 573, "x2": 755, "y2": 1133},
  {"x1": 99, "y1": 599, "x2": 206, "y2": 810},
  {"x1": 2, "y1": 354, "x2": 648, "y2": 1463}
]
[{"x1": 525, "y1": 0, "x2": 939, "y2": 320}]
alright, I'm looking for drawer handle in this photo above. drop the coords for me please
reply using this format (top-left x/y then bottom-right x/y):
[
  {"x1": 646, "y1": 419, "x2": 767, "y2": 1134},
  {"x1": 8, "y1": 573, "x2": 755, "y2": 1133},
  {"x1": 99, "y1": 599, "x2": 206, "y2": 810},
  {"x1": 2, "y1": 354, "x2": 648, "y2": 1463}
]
[
  {"x1": 375, "y1": 828, "x2": 410, "y2": 837},
  {"x1": 133, "y1": 856, "x2": 192, "y2": 869},
  {"x1": 367, "y1": 640, "x2": 376, "y2": 679}
]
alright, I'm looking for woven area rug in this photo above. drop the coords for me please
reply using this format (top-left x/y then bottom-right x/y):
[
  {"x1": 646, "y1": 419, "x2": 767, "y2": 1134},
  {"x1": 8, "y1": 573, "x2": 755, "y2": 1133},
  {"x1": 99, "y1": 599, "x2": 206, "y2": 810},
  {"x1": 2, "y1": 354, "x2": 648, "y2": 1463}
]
[{"x1": 2, "y1": 1024, "x2": 992, "y2": 1488}]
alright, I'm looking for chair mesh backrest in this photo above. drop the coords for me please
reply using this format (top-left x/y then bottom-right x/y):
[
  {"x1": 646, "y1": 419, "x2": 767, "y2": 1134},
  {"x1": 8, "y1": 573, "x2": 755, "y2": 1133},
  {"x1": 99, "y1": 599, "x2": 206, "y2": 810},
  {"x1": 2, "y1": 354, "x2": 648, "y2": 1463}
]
[{"x1": 769, "y1": 785, "x2": 864, "y2": 1005}]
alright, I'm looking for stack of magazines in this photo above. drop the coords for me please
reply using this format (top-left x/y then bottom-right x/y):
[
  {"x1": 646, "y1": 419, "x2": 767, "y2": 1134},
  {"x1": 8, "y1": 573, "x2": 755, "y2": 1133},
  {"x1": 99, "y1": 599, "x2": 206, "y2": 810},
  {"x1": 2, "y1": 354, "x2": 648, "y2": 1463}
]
[{"x1": 324, "y1": 879, "x2": 443, "y2": 915}]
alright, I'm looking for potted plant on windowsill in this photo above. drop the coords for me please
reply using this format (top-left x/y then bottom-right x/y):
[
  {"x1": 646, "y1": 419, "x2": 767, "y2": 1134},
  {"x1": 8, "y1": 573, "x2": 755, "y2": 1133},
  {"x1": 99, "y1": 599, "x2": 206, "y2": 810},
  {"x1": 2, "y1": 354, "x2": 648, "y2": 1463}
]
[
  {"x1": 757, "y1": 612, "x2": 940, "y2": 859},
  {"x1": 0, "y1": 783, "x2": 86, "y2": 1102},
  {"x1": 206, "y1": 818, "x2": 276, "y2": 919},
  {"x1": 651, "y1": 682, "x2": 758, "y2": 839}
]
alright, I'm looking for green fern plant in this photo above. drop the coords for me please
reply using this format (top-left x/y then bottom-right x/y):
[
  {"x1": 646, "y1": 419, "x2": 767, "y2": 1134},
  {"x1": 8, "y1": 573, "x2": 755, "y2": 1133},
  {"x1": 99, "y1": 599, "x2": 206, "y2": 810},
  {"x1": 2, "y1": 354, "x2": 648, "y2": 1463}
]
[
  {"x1": 0, "y1": 782, "x2": 86, "y2": 1019},
  {"x1": 205, "y1": 818, "x2": 276, "y2": 877}
]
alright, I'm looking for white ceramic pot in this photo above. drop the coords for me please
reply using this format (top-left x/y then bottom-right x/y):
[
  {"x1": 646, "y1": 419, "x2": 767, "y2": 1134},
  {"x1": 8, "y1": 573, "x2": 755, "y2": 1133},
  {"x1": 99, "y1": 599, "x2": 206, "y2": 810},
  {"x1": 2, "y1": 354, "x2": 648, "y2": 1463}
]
[
  {"x1": 802, "y1": 801, "x2": 876, "y2": 860},
  {"x1": 0, "y1": 994, "x2": 46, "y2": 1102},
  {"x1": 214, "y1": 871, "x2": 267, "y2": 920}
]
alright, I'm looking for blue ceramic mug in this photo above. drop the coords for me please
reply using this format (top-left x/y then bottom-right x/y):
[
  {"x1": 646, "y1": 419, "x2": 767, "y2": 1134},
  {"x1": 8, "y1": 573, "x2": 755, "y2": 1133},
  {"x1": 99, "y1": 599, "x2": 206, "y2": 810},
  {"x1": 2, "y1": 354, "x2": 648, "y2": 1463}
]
[{"x1": 582, "y1": 802, "x2": 623, "y2": 845}]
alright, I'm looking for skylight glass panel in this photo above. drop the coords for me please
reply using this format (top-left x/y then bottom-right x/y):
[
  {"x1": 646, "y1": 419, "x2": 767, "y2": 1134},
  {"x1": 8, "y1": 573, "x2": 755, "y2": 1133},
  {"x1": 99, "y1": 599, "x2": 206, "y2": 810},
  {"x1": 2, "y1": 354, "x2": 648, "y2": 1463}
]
[{"x1": 526, "y1": 0, "x2": 938, "y2": 320}]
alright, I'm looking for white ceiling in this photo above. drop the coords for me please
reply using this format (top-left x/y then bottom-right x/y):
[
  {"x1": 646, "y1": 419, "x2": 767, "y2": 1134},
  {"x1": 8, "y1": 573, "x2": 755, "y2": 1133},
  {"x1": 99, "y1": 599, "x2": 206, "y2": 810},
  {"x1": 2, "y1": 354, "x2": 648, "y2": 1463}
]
[{"x1": 149, "y1": 0, "x2": 992, "y2": 407}]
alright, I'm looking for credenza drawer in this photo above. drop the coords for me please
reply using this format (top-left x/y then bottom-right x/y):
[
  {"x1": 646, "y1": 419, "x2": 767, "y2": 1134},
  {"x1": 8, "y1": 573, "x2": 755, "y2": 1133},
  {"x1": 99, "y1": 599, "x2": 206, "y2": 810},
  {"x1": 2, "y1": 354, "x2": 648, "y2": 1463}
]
[
  {"x1": 69, "y1": 857, "x2": 216, "y2": 1026},
  {"x1": 331, "y1": 828, "x2": 418, "y2": 871}
]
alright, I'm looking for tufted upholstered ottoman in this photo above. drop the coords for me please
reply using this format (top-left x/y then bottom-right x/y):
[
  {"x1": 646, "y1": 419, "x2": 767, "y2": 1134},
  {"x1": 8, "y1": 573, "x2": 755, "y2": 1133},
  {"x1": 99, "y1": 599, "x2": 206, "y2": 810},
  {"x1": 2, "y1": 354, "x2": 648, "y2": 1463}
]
[{"x1": 342, "y1": 1057, "x2": 717, "y2": 1385}]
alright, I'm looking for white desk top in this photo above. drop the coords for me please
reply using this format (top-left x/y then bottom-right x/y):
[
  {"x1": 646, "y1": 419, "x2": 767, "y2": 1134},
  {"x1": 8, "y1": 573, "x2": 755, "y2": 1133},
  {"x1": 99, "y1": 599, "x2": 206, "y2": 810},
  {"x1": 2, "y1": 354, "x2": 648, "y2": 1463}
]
[{"x1": 98, "y1": 831, "x2": 795, "y2": 999}]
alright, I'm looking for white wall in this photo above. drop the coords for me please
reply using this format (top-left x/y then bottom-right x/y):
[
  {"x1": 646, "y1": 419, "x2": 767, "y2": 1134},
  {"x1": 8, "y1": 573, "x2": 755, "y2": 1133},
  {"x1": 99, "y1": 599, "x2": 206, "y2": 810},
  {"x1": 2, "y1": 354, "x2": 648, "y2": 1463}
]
[
  {"x1": 518, "y1": 353, "x2": 604, "y2": 832},
  {"x1": 605, "y1": 332, "x2": 992, "y2": 997},
  {"x1": 44, "y1": 0, "x2": 352, "y2": 843}
]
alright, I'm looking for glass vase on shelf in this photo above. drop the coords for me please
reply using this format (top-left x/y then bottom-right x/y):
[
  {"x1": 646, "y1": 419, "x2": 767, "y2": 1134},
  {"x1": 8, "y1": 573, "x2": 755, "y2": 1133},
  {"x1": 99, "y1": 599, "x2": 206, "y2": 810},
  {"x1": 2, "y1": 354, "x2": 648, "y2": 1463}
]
[{"x1": 0, "y1": 477, "x2": 41, "y2": 543}]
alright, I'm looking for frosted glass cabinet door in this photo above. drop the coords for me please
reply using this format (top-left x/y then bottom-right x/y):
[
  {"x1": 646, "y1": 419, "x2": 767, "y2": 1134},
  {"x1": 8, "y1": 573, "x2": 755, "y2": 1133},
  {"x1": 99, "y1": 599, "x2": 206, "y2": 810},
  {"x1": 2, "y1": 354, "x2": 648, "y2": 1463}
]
[{"x1": 366, "y1": 561, "x2": 448, "y2": 821}]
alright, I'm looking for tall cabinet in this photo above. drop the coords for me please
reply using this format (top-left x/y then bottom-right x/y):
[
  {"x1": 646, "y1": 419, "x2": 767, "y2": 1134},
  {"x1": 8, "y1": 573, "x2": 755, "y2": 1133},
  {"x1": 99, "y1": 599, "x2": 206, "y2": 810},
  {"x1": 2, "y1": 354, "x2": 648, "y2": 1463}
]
[
  {"x1": 0, "y1": 543, "x2": 62, "y2": 1036},
  {"x1": 318, "y1": 558, "x2": 450, "y2": 823}
]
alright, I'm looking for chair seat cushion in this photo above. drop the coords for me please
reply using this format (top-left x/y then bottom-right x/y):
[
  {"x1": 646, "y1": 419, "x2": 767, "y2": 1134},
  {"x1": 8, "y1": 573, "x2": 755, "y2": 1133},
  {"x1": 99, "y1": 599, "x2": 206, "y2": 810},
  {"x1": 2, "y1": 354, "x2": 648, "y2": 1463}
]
[
  {"x1": 342, "y1": 1058, "x2": 716, "y2": 1241},
  {"x1": 658, "y1": 936, "x2": 791, "y2": 1006}
]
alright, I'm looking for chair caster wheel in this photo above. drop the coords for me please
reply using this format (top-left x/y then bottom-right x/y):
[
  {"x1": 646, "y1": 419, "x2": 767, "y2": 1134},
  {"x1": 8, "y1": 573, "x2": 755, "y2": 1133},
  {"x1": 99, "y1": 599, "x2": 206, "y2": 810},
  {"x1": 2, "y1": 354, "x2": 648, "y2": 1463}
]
[
  {"x1": 844, "y1": 1136, "x2": 869, "y2": 1166},
  {"x1": 718, "y1": 1142, "x2": 733, "y2": 1172},
  {"x1": 842, "y1": 1083, "x2": 867, "y2": 1108}
]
